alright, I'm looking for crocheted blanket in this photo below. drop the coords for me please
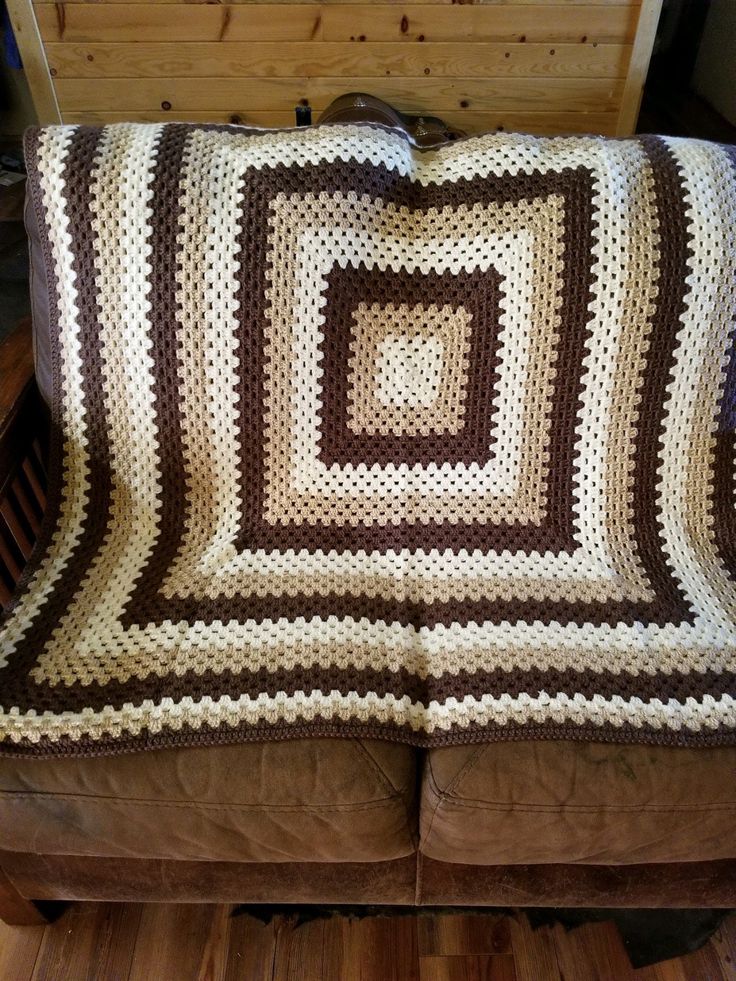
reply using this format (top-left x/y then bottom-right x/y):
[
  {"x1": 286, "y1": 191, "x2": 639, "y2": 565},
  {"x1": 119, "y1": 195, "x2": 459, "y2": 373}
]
[{"x1": 2, "y1": 122, "x2": 736, "y2": 756}]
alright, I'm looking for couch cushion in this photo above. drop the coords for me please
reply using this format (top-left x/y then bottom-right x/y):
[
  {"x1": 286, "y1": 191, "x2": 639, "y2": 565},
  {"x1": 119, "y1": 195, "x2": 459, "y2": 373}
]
[
  {"x1": 420, "y1": 742, "x2": 736, "y2": 865},
  {"x1": 0, "y1": 738, "x2": 417, "y2": 863}
]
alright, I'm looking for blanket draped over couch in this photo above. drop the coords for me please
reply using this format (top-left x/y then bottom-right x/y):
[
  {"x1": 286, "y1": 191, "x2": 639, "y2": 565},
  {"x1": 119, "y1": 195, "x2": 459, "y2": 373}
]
[{"x1": 1, "y1": 122, "x2": 735, "y2": 756}]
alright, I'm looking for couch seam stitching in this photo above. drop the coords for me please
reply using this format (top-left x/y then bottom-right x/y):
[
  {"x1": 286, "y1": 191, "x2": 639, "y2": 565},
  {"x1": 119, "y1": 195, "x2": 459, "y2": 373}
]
[
  {"x1": 418, "y1": 800, "x2": 736, "y2": 814},
  {"x1": 352, "y1": 739, "x2": 418, "y2": 850},
  {"x1": 352, "y1": 738, "x2": 404, "y2": 796},
  {"x1": 420, "y1": 744, "x2": 493, "y2": 853},
  {"x1": 0, "y1": 791, "x2": 404, "y2": 813}
]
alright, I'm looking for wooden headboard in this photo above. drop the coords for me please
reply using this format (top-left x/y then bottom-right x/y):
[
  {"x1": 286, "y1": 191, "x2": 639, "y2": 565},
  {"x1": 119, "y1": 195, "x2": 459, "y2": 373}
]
[{"x1": 7, "y1": 0, "x2": 662, "y2": 136}]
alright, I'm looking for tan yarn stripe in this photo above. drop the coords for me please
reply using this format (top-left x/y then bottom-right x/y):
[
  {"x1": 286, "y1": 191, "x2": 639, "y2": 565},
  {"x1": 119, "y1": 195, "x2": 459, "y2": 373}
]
[
  {"x1": 681, "y1": 141, "x2": 736, "y2": 635},
  {"x1": 347, "y1": 303, "x2": 473, "y2": 438},
  {"x1": 593, "y1": 143, "x2": 658, "y2": 599}
]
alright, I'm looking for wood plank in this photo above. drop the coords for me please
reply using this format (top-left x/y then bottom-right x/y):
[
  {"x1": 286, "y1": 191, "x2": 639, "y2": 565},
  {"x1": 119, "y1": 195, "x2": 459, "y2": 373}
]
[
  {"x1": 551, "y1": 920, "x2": 636, "y2": 981},
  {"x1": 271, "y1": 916, "x2": 333, "y2": 981},
  {"x1": 222, "y1": 912, "x2": 277, "y2": 981},
  {"x1": 1, "y1": 906, "x2": 734, "y2": 981},
  {"x1": 193, "y1": 904, "x2": 232, "y2": 981},
  {"x1": 507, "y1": 915, "x2": 562, "y2": 981},
  {"x1": 0, "y1": 911, "x2": 44, "y2": 975},
  {"x1": 21, "y1": 455, "x2": 47, "y2": 513},
  {"x1": 54, "y1": 75, "x2": 624, "y2": 112},
  {"x1": 268, "y1": 914, "x2": 422, "y2": 981},
  {"x1": 6, "y1": 0, "x2": 60, "y2": 123},
  {"x1": 45, "y1": 40, "x2": 632, "y2": 80},
  {"x1": 36, "y1": 3, "x2": 325, "y2": 42},
  {"x1": 36, "y1": 4, "x2": 638, "y2": 44},
  {"x1": 35, "y1": 0, "x2": 641, "y2": 5},
  {"x1": 616, "y1": 0, "x2": 662, "y2": 134},
  {"x1": 711, "y1": 914, "x2": 736, "y2": 981},
  {"x1": 127, "y1": 903, "x2": 221, "y2": 981},
  {"x1": 418, "y1": 914, "x2": 512, "y2": 957},
  {"x1": 322, "y1": 4, "x2": 638, "y2": 42},
  {"x1": 0, "y1": 523, "x2": 24, "y2": 582},
  {"x1": 31, "y1": 903, "x2": 142, "y2": 980},
  {"x1": 337, "y1": 915, "x2": 421, "y2": 981},
  {"x1": 61, "y1": 108, "x2": 620, "y2": 135},
  {"x1": 63, "y1": 108, "x2": 300, "y2": 125},
  {"x1": 419, "y1": 954, "x2": 517, "y2": 981},
  {"x1": 11, "y1": 474, "x2": 42, "y2": 537}
]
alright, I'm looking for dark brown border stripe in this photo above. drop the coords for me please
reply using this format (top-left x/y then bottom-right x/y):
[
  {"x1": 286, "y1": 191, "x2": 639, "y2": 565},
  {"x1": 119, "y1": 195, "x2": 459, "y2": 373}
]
[
  {"x1": 115, "y1": 124, "x2": 195, "y2": 628},
  {"x1": 317, "y1": 264, "x2": 505, "y2": 467},
  {"x1": 0, "y1": 126, "x2": 113, "y2": 716},
  {"x1": 5, "y1": 655, "x2": 736, "y2": 716}
]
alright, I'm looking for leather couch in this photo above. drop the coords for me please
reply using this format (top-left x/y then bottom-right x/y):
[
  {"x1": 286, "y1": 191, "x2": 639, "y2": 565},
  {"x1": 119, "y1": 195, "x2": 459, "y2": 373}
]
[
  {"x1": 0, "y1": 97, "x2": 735, "y2": 924},
  {"x1": 0, "y1": 737, "x2": 735, "y2": 918}
]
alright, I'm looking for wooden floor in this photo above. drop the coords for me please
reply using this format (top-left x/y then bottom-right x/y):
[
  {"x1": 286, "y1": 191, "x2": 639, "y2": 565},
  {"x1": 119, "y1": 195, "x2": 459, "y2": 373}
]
[{"x1": 0, "y1": 904, "x2": 734, "y2": 981}]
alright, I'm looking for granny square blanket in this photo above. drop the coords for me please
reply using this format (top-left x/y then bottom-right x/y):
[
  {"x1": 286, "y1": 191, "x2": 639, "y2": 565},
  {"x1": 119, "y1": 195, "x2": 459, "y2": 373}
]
[{"x1": 2, "y1": 121, "x2": 736, "y2": 755}]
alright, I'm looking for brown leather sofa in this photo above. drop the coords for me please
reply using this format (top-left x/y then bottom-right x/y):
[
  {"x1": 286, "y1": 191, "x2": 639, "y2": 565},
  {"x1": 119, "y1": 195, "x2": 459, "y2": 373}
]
[
  {"x1": 0, "y1": 98, "x2": 735, "y2": 926},
  {"x1": 0, "y1": 733, "x2": 735, "y2": 922}
]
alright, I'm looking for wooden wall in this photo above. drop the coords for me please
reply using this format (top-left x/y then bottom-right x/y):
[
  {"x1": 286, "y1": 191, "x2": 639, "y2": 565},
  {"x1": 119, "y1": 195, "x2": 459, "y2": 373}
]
[{"x1": 7, "y1": 0, "x2": 662, "y2": 136}]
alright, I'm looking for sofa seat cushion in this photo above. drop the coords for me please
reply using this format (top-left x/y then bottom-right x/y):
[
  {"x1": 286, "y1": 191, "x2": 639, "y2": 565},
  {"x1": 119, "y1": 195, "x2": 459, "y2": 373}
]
[
  {"x1": 421, "y1": 742, "x2": 736, "y2": 865},
  {"x1": 0, "y1": 738, "x2": 417, "y2": 863}
]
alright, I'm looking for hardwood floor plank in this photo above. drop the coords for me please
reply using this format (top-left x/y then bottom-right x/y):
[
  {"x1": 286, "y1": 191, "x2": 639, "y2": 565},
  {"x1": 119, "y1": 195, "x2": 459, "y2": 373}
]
[
  {"x1": 0, "y1": 917, "x2": 44, "y2": 981},
  {"x1": 222, "y1": 912, "x2": 277, "y2": 981},
  {"x1": 195, "y1": 905, "x2": 232, "y2": 981},
  {"x1": 4, "y1": 903, "x2": 734, "y2": 981},
  {"x1": 711, "y1": 914, "x2": 736, "y2": 981},
  {"x1": 312, "y1": 916, "x2": 419, "y2": 981},
  {"x1": 418, "y1": 914, "x2": 512, "y2": 957},
  {"x1": 271, "y1": 916, "x2": 330, "y2": 981},
  {"x1": 507, "y1": 915, "x2": 562, "y2": 981},
  {"x1": 127, "y1": 903, "x2": 220, "y2": 981},
  {"x1": 354, "y1": 915, "x2": 421, "y2": 981},
  {"x1": 30, "y1": 903, "x2": 142, "y2": 981},
  {"x1": 419, "y1": 953, "x2": 517, "y2": 981},
  {"x1": 551, "y1": 920, "x2": 635, "y2": 981}
]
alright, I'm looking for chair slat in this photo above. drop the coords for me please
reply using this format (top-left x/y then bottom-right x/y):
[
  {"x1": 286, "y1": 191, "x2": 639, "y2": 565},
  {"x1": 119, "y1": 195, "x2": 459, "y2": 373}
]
[
  {"x1": 0, "y1": 519, "x2": 24, "y2": 581},
  {"x1": 0, "y1": 494, "x2": 35, "y2": 561},
  {"x1": 22, "y1": 454, "x2": 48, "y2": 513},
  {"x1": 11, "y1": 471, "x2": 42, "y2": 538},
  {"x1": 0, "y1": 574, "x2": 11, "y2": 609}
]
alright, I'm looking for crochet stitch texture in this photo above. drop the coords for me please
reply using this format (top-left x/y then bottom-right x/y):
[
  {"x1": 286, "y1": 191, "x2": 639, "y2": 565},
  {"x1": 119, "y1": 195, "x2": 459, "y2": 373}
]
[{"x1": 1, "y1": 121, "x2": 735, "y2": 755}]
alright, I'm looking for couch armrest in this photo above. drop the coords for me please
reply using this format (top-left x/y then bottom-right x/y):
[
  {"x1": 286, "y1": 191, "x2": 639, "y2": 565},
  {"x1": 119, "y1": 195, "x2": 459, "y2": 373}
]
[{"x1": 0, "y1": 318, "x2": 49, "y2": 609}]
